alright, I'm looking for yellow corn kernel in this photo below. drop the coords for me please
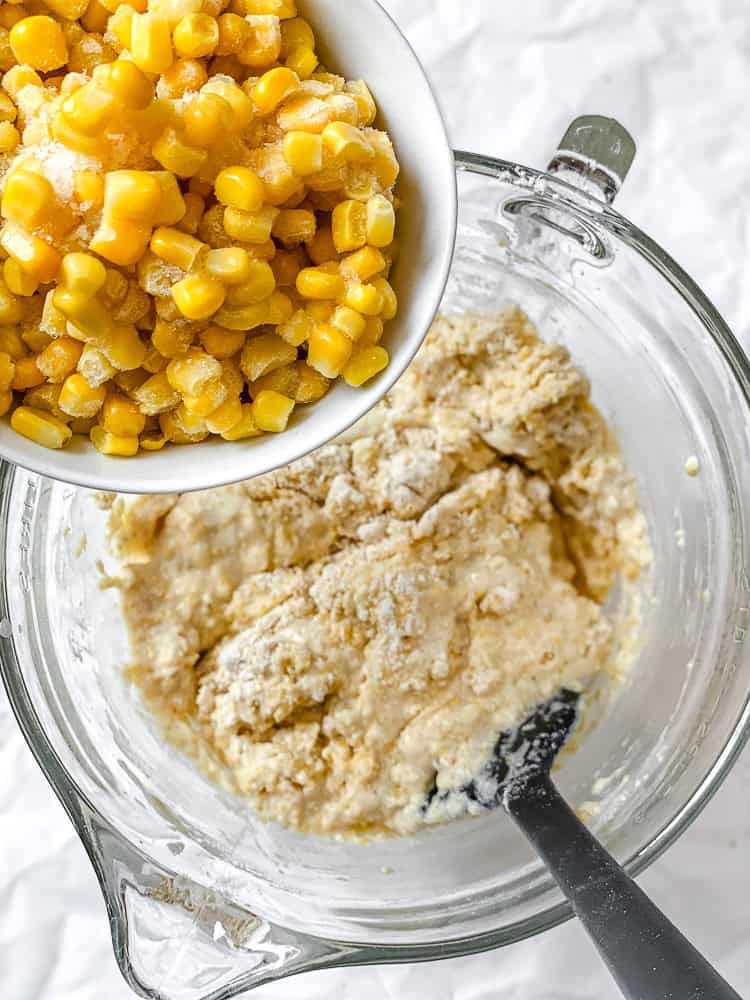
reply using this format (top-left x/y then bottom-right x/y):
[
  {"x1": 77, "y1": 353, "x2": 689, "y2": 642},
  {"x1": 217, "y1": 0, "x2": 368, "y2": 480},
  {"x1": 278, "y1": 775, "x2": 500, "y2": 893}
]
[
  {"x1": 172, "y1": 274, "x2": 225, "y2": 320},
  {"x1": 59, "y1": 372, "x2": 107, "y2": 417},
  {"x1": 9, "y1": 15, "x2": 67, "y2": 71},
  {"x1": 151, "y1": 171, "x2": 187, "y2": 226},
  {"x1": 342, "y1": 345, "x2": 389, "y2": 387},
  {"x1": 219, "y1": 401, "x2": 261, "y2": 440},
  {"x1": 285, "y1": 44, "x2": 317, "y2": 79},
  {"x1": 73, "y1": 170, "x2": 105, "y2": 209},
  {"x1": 345, "y1": 79, "x2": 377, "y2": 126},
  {"x1": 277, "y1": 307, "x2": 312, "y2": 346},
  {"x1": 11, "y1": 405, "x2": 72, "y2": 448},
  {"x1": 271, "y1": 248, "x2": 303, "y2": 287},
  {"x1": 36, "y1": 337, "x2": 83, "y2": 382},
  {"x1": 181, "y1": 376, "x2": 227, "y2": 416},
  {"x1": 251, "y1": 66, "x2": 299, "y2": 114},
  {"x1": 215, "y1": 11, "x2": 248, "y2": 53},
  {"x1": 281, "y1": 130, "x2": 322, "y2": 176},
  {"x1": 98, "y1": 324, "x2": 147, "y2": 371},
  {"x1": 239, "y1": 13, "x2": 281, "y2": 68},
  {"x1": 0, "y1": 231, "x2": 61, "y2": 288},
  {"x1": 305, "y1": 225, "x2": 338, "y2": 266},
  {"x1": 131, "y1": 11, "x2": 173, "y2": 72},
  {"x1": 203, "y1": 394, "x2": 241, "y2": 434},
  {"x1": 77, "y1": 344, "x2": 116, "y2": 387},
  {"x1": 106, "y1": 2, "x2": 135, "y2": 50},
  {"x1": 364, "y1": 195, "x2": 395, "y2": 248},
  {"x1": 214, "y1": 300, "x2": 269, "y2": 331},
  {"x1": 358, "y1": 315, "x2": 384, "y2": 347},
  {"x1": 152, "y1": 127, "x2": 207, "y2": 178},
  {"x1": 59, "y1": 83, "x2": 116, "y2": 137},
  {"x1": 0, "y1": 121, "x2": 18, "y2": 153},
  {"x1": 0, "y1": 92, "x2": 16, "y2": 122},
  {"x1": 276, "y1": 93, "x2": 331, "y2": 133},
  {"x1": 1, "y1": 169, "x2": 57, "y2": 230},
  {"x1": 0, "y1": 5, "x2": 26, "y2": 29},
  {"x1": 81, "y1": 0, "x2": 110, "y2": 33},
  {"x1": 372, "y1": 277, "x2": 397, "y2": 320},
  {"x1": 133, "y1": 369, "x2": 179, "y2": 413},
  {"x1": 323, "y1": 123, "x2": 372, "y2": 165},
  {"x1": 237, "y1": 0, "x2": 295, "y2": 14},
  {"x1": 3, "y1": 257, "x2": 36, "y2": 297},
  {"x1": 182, "y1": 91, "x2": 232, "y2": 147},
  {"x1": 279, "y1": 15, "x2": 312, "y2": 55},
  {"x1": 100, "y1": 392, "x2": 146, "y2": 436},
  {"x1": 215, "y1": 166, "x2": 265, "y2": 212},
  {"x1": 172, "y1": 11, "x2": 218, "y2": 57},
  {"x1": 225, "y1": 259, "x2": 276, "y2": 305},
  {"x1": 305, "y1": 299, "x2": 334, "y2": 322},
  {"x1": 166, "y1": 347, "x2": 222, "y2": 395},
  {"x1": 248, "y1": 362, "x2": 298, "y2": 398},
  {"x1": 203, "y1": 247, "x2": 250, "y2": 285},
  {"x1": 150, "y1": 320, "x2": 193, "y2": 359},
  {"x1": 0, "y1": 326, "x2": 25, "y2": 360},
  {"x1": 267, "y1": 289, "x2": 292, "y2": 324},
  {"x1": 201, "y1": 76, "x2": 253, "y2": 128},
  {"x1": 0, "y1": 387, "x2": 11, "y2": 416},
  {"x1": 1, "y1": 64, "x2": 41, "y2": 100},
  {"x1": 150, "y1": 227, "x2": 206, "y2": 270},
  {"x1": 21, "y1": 325, "x2": 52, "y2": 355},
  {"x1": 272, "y1": 208, "x2": 316, "y2": 245},
  {"x1": 90, "y1": 424, "x2": 139, "y2": 455},
  {"x1": 240, "y1": 332, "x2": 295, "y2": 381},
  {"x1": 307, "y1": 322, "x2": 352, "y2": 378},
  {"x1": 0, "y1": 280, "x2": 22, "y2": 325},
  {"x1": 251, "y1": 388, "x2": 293, "y2": 432},
  {"x1": 331, "y1": 199, "x2": 367, "y2": 254},
  {"x1": 296, "y1": 266, "x2": 344, "y2": 301},
  {"x1": 23, "y1": 383, "x2": 67, "y2": 421},
  {"x1": 223, "y1": 205, "x2": 278, "y2": 243},
  {"x1": 343, "y1": 282, "x2": 384, "y2": 317},
  {"x1": 199, "y1": 325, "x2": 245, "y2": 357},
  {"x1": 114, "y1": 368, "x2": 149, "y2": 395},
  {"x1": 61, "y1": 253, "x2": 107, "y2": 297},
  {"x1": 104, "y1": 170, "x2": 162, "y2": 223},
  {"x1": 0, "y1": 349, "x2": 14, "y2": 389},
  {"x1": 330, "y1": 305, "x2": 366, "y2": 341},
  {"x1": 89, "y1": 217, "x2": 151, "y2": 268},
  {"x1": 11, "y1": 353, "x2": 42, "y2": 389},
  {"x1": 159, "y1": 407, "x2": 207, "y2": 443},
  {"x1": 369, "y1": 130, "x2": 400, "y2": 188},
  {"x1": 178, "y1": 191, "x2": 204, "y2": 234},
  {"x1": 139, "y1": 429, "x2": 167, "y2": 450},
  {"x1": 292, "y1": 359, "x2": 328, "y2": 403},
  {"x1": 245, "y1": 239, "x2": 277, "y2": 261},
  {"x1": 102, "y1": 58, "x2": 154, "y2": 109},
  {"x1": 53, "y1": 287, "x2": 111, "y2": 341}
]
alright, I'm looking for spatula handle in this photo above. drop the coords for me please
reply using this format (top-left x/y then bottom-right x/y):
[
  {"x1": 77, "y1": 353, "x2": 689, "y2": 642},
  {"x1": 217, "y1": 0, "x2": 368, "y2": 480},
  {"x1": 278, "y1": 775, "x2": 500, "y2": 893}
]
[{"x1": 506, "y1": 774, "x2": 742, "y2": 1000}]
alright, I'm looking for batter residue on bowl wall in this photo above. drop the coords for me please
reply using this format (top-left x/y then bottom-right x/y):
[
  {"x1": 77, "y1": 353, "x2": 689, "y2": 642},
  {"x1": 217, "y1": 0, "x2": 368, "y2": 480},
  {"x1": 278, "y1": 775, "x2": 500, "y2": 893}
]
[{"x1": 108, "y1": 309, "x2": 651, "y2": 838}]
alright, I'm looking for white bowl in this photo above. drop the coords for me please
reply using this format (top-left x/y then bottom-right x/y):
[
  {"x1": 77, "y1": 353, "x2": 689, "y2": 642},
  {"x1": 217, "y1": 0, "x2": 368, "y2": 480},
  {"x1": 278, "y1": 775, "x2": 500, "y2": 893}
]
[{"x1": 0, "y1": 0, "x2": 457, "y2": 494}]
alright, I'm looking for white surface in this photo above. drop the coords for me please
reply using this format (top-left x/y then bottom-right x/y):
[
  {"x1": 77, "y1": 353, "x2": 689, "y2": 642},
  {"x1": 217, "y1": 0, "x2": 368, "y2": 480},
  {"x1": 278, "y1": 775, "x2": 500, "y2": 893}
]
[{"x1": 2, "y1": 0, "x2": 750, "y2": 996}]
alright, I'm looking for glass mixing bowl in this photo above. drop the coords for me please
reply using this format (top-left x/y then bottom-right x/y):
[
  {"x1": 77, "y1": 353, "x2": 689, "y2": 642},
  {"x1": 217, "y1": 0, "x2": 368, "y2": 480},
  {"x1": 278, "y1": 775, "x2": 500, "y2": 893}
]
[{"x1": 2, "y1": 119, "x2": 750, "y2": 1000}]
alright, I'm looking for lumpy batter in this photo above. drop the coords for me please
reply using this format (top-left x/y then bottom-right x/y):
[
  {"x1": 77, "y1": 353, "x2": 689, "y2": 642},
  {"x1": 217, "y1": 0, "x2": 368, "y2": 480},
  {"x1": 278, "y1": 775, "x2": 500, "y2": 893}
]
[{"x1": 109, "y1": 309, "x2": 650, "y2": 838}]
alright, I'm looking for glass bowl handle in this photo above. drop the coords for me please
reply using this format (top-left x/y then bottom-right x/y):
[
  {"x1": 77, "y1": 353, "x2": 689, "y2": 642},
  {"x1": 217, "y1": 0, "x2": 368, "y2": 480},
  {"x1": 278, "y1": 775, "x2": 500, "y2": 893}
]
[{"x1": 547, "y1": 115, "x2": 636, "y2": 204}]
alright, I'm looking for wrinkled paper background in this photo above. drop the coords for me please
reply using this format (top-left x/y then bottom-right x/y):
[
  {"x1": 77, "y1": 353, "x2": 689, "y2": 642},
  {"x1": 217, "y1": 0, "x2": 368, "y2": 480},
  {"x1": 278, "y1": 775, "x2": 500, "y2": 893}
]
[{"x1": 2, "y1": 1, "x2": 750, "y2": 996}]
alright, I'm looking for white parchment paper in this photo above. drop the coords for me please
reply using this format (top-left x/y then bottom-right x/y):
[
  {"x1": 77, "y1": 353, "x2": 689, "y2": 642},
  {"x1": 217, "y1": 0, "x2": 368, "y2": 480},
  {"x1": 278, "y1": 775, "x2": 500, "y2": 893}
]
[{"x1": 2, "y1": 1, "x2": 749, "y2": 996}]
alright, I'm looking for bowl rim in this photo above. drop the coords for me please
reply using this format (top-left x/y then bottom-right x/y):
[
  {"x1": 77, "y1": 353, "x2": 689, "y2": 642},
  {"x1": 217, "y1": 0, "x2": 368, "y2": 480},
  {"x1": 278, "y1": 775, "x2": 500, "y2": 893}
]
[{"x1": 2, "y1": 152, "x2": 750, "y2": 963}]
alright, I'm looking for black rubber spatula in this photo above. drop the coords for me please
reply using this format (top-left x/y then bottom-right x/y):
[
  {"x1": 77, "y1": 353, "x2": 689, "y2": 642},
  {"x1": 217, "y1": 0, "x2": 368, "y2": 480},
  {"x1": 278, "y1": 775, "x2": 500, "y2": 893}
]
[{"x1": 431, "y1": 690, "x2": 742, "y2": 1000}]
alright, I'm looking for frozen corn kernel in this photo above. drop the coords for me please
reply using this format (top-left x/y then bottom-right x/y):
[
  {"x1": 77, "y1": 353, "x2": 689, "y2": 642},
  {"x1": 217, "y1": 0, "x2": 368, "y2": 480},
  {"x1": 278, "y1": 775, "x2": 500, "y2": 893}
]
[
  {"x1": 276, "y1": 93, "x2": 331, "y2": 133},
  {"x1": 267, "y1": 289, "x2": 293, "y2": 324},
  {"x1": 331, "y1": 199, "x2": 367, "y2": 253},
  {"x1": 11, "y1": 354, "x2": 43, "y2": 390},
  {"x1": 271, "y1": 248, "x2": 304, "y2": 287},
  {"x1": 372, "y1": 277, "x2": 397, "y2": 320},
  {"x1": 36, "y1": 337, "x2": 83, "y2": 382},
  {"x1": 166, "y1": 347, "x2": 222, "y2": 395},
  {"x1": 103, "y1": 59, "x2": 154, "y2": 109},
  {"x1": 249, "y1": 362, "x2": 298, "y2": 398},
  {"x1": 178, "y1": 191, "x2": 204, "y2": 234},
  {"x1": 322, "y1": 122, "x2": 373, "y2": 163},
  {"x1": 251, "y1": 388, "x2": 293, "y2": 432},
  {"x1": 182, "y1": 91, "x2": 232, "y2": 146},
  {"x1": 215, "y1": 11, "x2": 248, "y2": 53},
  {"x1": 272, "y1": 208, "x2": 316, "y2": 245},
  {"x1": 104, "y1": 170, "x2": 163, "y2": 222},
  {"x1": 98, "y1": 324, "x2": 147, "y2": 371},
  {"x1": 201, "y1": 76, "x2": 253, "y2": 128},
  {"x1": 11, "y1": 405, "x2": 72, "y2": 448},
  {"x1": 159, "y1": 56, "x2": 207, "y2": 97},
  {"x1": 203, "y1": 394, "x2": 241, "y2": 434},
  {"x1": 214, "y1": 166, "x2": 265, "y2": 212},
  {"x1": 279, "y1": 15, "x2": 312, "y2": 55},
  {"x1": 131, "y1": 12, "x2": 173, "y2": 73},
  {"x1": 0, "y1": 327, "x2": 26, "y2": 360},
  {"x1": 286, "y1": 44, "x2": 317, "y2": 79},
  {"x1": 133, "y1": 369, "x2": 180, "y2": 414},
  {"x1": 358, "y1": 316, "x2": 384, "y2": 347},
  {"x1": 224, "y1": 205, "x2": 278, "y2": 243},
  {"x1": 173, "y1": 12, "x2": 218, "y2": 58},
  {"x1": 0, "y1": 92, "x2": 16, "y2": 122},
  {"x1": 153, "y1": 127, "x2": 208, "y2": 178},
  {"x1": 214, "y1": 300, "x2": 269, "y2": 330},
  {"x1": 345, "y1": 79, "x2": 377, "y2": 126},
  {"x1": 0, "y1": 388, "x2": 11, "y2": 416},
  {"x1": 4, "y1": 258, "x2": 37, "y2": 297},
  {"x1": 225, "y1": 259, "x2": 276, "y2": 304},
  {"x1": 59, "y1": 372, "x2": 107, "y2": 417},
  {"x1": 240, "y1": 331, "x2": 295, "y2": 381},
  {"x1": 306, "y1": 225, "x2": 339, "y2": 265},
  {"x1": 100, "y1": 393, "x2": 147, "y2": 436},
  {"x1": 151, "y1": 227, "x2": 206, "y2": 270},
  {"x1": 115, "y1": 369, "x2": 149, "y2": 395},
  {"x1": 343, "y1": 282, "x2": 383, "y2": 317},
  {"x1": 366, "y1": 195, "x2": 396, "y2": 248},
  {"x1": 139, "y1": 429, "x2": 167, "y2": 450},
  {"x1": 282, "y1": 130, "x2": 322, "y2": 175},
  {"x1": 307, "y1": 322, "x2": 352, "y2": 378},
  {"x1": 200, "y1": 325, "x2": 245, "y2": 357},
  {"x1": 277, "y1": 308, "x2": 311, "y2": 346},
  {"x1": 296, "y1": 266, "x2": 344, "y2": 301},
  {"x1": 77, "y1": 345, "x2": 116, "y2": 387},
  {"x1": 1, "y1": 169, "x2": 57, "y2": 230},
  {"x1": 172, "y1": 274, "x2": 226, "y2": 320},
  {"x1": 204, "y1": 247, "x2": 251, "y2": 285},
  {"x1": 151, "y1": 320, "x2": 193, "y2": 358},
  {"x1": 90, "y1": 425, "x2": 139, "y2": 456},
  {"x1": 238, "y1": 13, "x2": 280, "y2": 68},
  {"x1": 218, "y1": 401, "x2": 260, "y2": 439},
  {"x1": 0, "y1": 350, "x2": 14, "y2": 391},
  {"x1": 181, "y1": 376, "x2": 227, "y2": 415},
  {"x1": 0, "y1": 121, "x2": 19, "y2": 152},
  {"x1": 369, "y1": 130, "x2": 400, "y2": 187},
  {"x1": 52, "y1": 287, "x2": 112, "y2": 341},
  {"x1": 74, "y1": 170, "x2": 105, "y2": 209},
  {"x1": 342, "y1": 345, "x2": 388, "y2": 386},
  {"x1": 10, "y1": 15, "x2": 68, "y2": 70},
  {"x1": 151, "y1": 172, "x2": 188, "y2": 226},
  {"x1": 61, "y1": 253, "x2": 107, "y2": 297},
  {"x1": 330, "y1": 305, "x2": 366, "y2": 341},
  {"x1": 305, "y1": 299, "x2": 335, "y2": 322},
  {"x1": 251, "y1": 66, "x2": 299, "y2": 114},
  {"x1": 340, "y1": 246, "x2": 386, "y2": 283}
]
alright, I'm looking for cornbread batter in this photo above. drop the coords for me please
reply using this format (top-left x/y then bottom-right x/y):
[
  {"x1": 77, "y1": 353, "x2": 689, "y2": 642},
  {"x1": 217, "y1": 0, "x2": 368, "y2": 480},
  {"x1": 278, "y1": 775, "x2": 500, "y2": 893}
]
[{"x1": 109, "y1": 309, "x2": 650, "y2": 838}]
